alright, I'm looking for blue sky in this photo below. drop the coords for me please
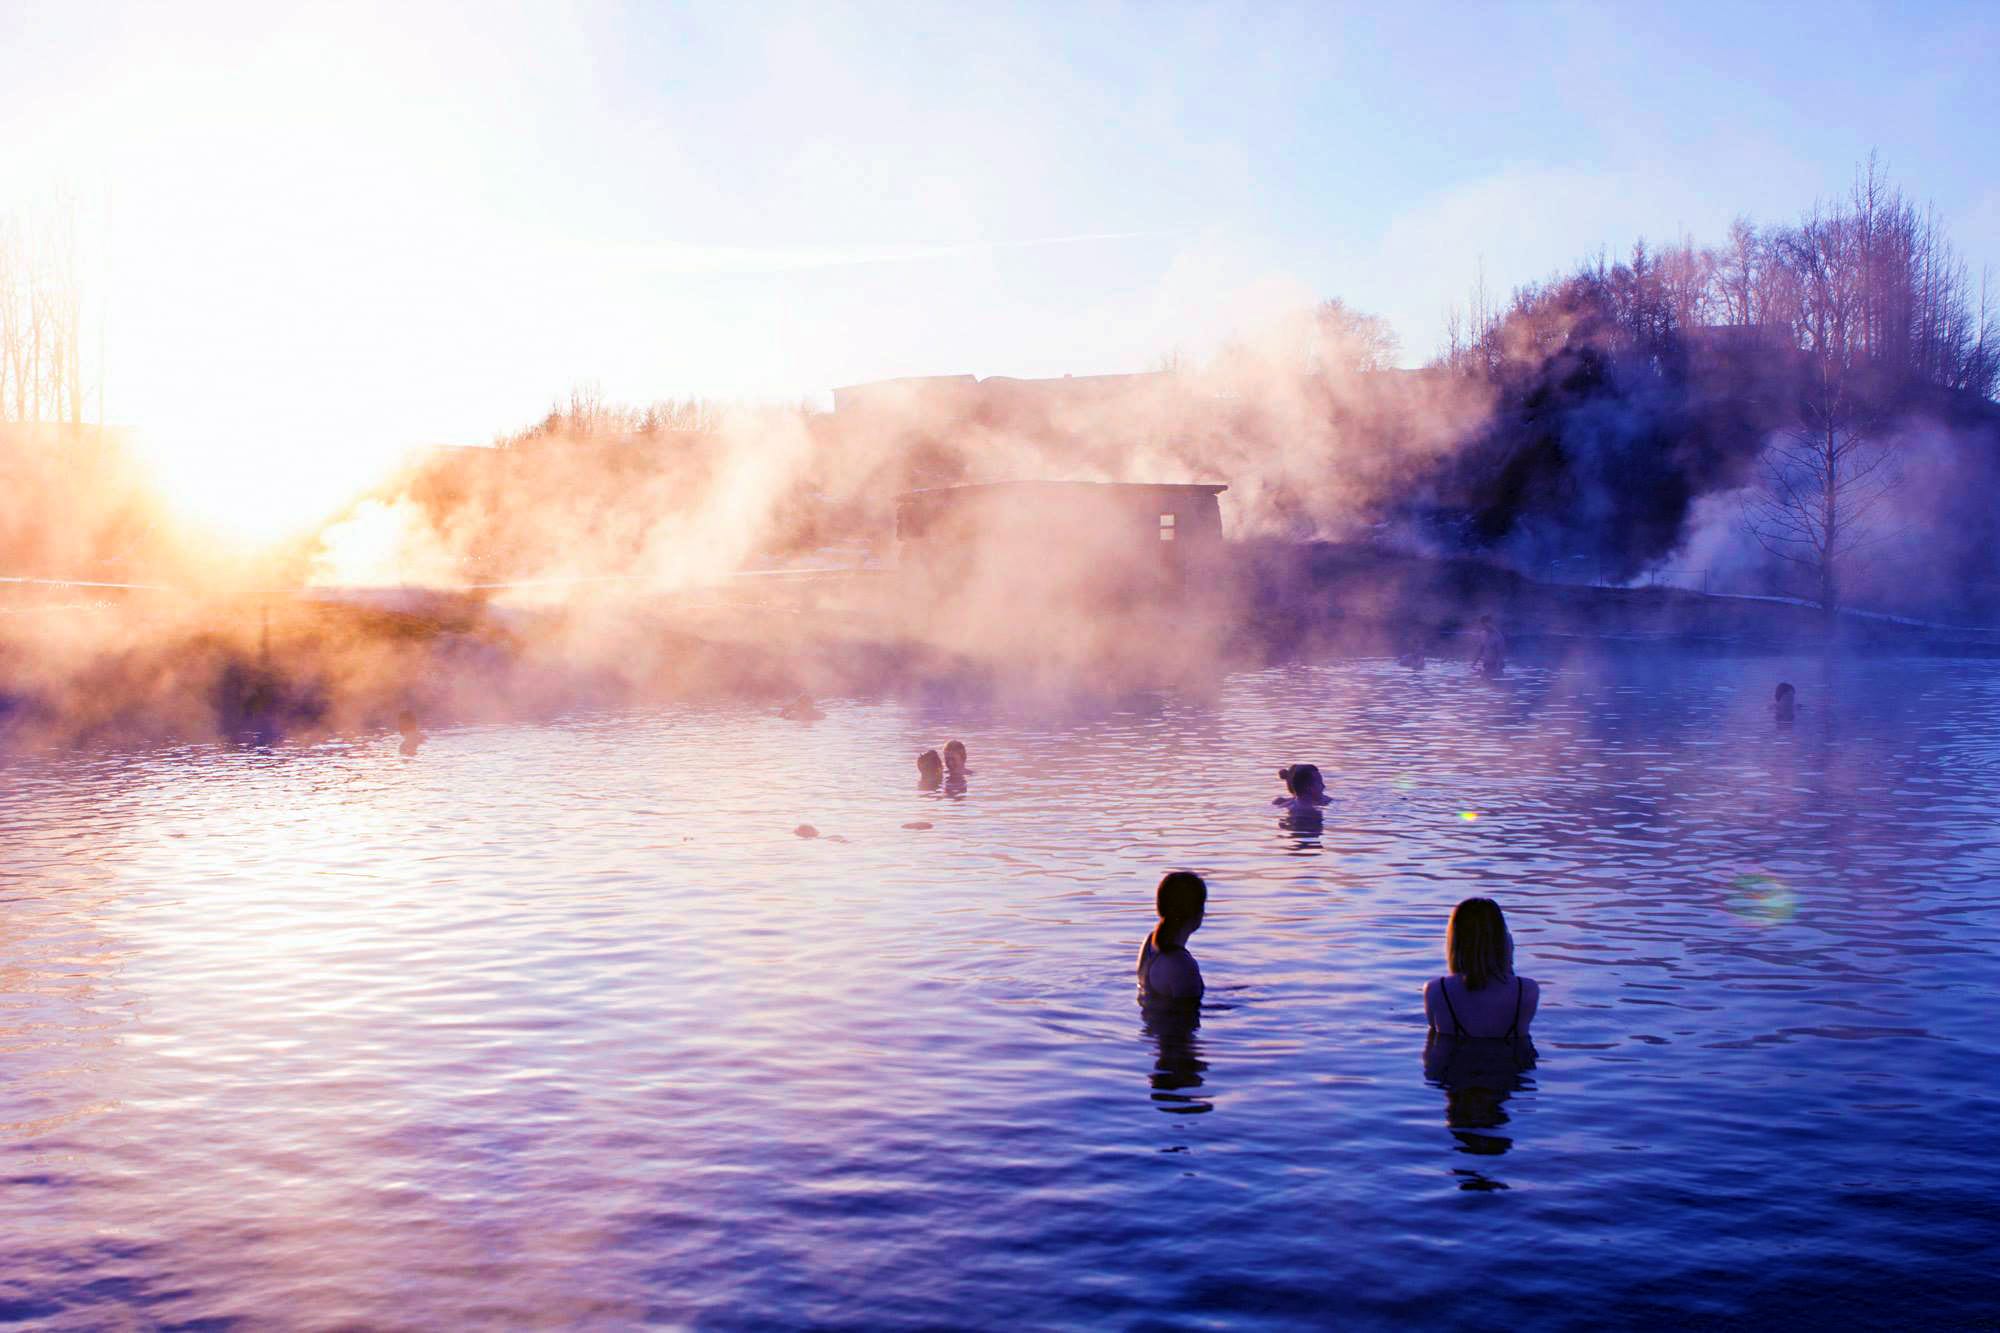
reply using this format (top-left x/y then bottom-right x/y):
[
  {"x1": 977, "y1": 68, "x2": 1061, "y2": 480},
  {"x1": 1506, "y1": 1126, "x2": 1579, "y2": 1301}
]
[{"x1": 3, "y1": 0, "x2": 1995, "y2": 473}]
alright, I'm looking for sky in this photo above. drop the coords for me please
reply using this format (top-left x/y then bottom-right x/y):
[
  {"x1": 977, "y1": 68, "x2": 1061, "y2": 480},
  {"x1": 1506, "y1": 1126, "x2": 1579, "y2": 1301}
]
[{"x1": 3, "y1": 0, "x2": 1996, "y2": 518}]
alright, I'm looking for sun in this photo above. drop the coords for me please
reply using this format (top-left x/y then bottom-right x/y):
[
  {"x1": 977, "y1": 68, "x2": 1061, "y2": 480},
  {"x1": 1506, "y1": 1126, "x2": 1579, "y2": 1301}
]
[{"x1": 129, "y1": 421, "x2": 407, "y2": 555}]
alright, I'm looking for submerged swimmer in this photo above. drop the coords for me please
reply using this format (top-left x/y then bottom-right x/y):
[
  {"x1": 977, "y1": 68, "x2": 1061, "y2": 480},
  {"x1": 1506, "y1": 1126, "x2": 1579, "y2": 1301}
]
[
  {"x1": 917, "y1": 749, "x2": 944, "y2": 791},
  {"x1": 779, "y1": 694, "x2": 824, "y2": 722},
  {"x1": 1273, "y1": 763, "x2": 1331, "y2": 820},
  {"x1": 396, "y1": 709, "x2": 425, "y2": 756},
  {"x1": 1773, "y1": 682, "x2": 1797, "y2": 723},
  {"x1": 1137, "y1": 870, "x2": 1207, "y2": 1002},
  {"x1": 1424, "y1": 897, "x2": 1539, "y2": 1040}
]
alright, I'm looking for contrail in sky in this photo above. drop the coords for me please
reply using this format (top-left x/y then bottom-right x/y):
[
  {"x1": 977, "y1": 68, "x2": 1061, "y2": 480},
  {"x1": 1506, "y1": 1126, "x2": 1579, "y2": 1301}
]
[{"x1": 612, "y1": 230, "x2": 1171, "y2": 276}]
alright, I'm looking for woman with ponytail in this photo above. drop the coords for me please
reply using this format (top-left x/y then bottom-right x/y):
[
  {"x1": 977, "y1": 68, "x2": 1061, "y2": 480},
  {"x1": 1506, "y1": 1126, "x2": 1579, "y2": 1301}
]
[{"x1": 1137, "y1": 871, "x2": 1208, "y2": 1001}]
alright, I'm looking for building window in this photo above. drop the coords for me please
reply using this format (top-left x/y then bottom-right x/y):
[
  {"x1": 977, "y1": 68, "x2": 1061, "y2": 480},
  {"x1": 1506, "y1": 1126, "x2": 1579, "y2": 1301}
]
[{"x1": 1160, "y1": 513, "x2": 1176, "y2": 542}]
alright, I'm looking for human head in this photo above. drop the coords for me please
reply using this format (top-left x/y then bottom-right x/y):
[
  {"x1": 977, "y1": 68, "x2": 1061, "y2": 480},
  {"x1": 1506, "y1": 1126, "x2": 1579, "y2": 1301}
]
[
  {"x1": 1279, "y1": 763, "x2": 1324, "y2": 798},
  {"x1": 943, "y1": 739, "x2": 967, "y2": 773},
  {"x1": 1775, "y1": 682, "x2": 1795, "y2": 703},
  {"x1": 397, "y1": 709, "x2": 418, "y2": 734},
  {"x1": 1445, "y1": 897, "x2": 1514, "y2": 990},
  {"x1": 1155, "y1": 870, "x2": 1207, "y2": 942},
  {"x1": 917, "y1": 749, "x2": 943, "y2": 785}
]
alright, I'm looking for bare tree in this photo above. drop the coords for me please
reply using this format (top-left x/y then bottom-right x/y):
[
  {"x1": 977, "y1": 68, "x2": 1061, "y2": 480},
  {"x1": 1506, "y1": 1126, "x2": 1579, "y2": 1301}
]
[
  {"x1": 1744, "y1": 204, "x2": 1898, "y2": 614},
  {"x1": 0, "y1": 196, "x2": 92, "y2": 427},
  {"x1": 1312, "y1": 297, "x2": 1399, "y2": 374},
  {"x1": 1743, "y1": 422, "x2": 1898, "y2": 614},
  {"x1": 1438, "y1": 259, "x2": 1501, "y2": 377}
]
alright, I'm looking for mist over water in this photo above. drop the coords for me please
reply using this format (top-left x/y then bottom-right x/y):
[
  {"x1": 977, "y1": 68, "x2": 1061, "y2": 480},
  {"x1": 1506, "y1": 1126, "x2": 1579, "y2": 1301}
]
[{"x1": 5, "y1": 655, "x2": 1997, "y2": 1326}]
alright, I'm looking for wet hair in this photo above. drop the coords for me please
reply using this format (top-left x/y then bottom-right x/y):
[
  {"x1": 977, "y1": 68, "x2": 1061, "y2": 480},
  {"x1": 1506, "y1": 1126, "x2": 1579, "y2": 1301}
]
[
  {"x1": 1151, "y1": 871, "x2": 1208, "y2": 952},
  {"x1": 1446, "y1": 897, "x2": 1514, "y2": 991},
  {"x1": 917, "y1": 749, "x2": 943, "y2": 782},
  {"x1": 1279, "y1": 763, "x2": 1323, "y2": 796},
  {"x1": 943, "y1": 739, "x2": 967, "y2": 769},
  {"x1": 1774, "y1": 682, "x2": 1795, "y2": 701}
]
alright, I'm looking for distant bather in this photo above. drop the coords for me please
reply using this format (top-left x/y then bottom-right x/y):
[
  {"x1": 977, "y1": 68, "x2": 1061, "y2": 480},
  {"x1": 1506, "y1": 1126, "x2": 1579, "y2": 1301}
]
[
  {"x1": 779, "y1": 694, "x2": 824, "y2": 722},
  {"x1": 1273, "y1": 763, "x2": 1331, "y2": 820},
  {"x1": 1471, "y1": 614, "x2": 1507, "y2": 677},
  {"x1": 396, "y1": 709, "x2": 425, "y2": 756}
]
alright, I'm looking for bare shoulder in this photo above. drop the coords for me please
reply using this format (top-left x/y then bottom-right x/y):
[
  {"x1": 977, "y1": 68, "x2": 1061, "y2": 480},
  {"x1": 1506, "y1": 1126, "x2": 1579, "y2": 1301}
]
[
  {"x1": 1146, "y1": 950, "x2": 1204, "y2": 1001},
  {"x1": 1519, "y1": 975, "x2": 1542, "y2": 1018}
]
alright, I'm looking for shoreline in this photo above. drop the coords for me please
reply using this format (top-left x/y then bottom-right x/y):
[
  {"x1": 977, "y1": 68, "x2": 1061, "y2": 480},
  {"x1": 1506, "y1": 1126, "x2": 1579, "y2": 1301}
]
[{"x1": 5, "y1": 543, "x2": 1997, "y2": 750}]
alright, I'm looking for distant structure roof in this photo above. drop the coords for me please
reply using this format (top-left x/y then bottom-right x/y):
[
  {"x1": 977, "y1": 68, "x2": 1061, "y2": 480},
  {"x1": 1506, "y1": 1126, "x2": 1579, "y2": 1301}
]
[
  {"x1": 895, "y1": 480, "x2": 1226, "y2": 503},
  {"x1": 831, "y1": 371, "x2": 1174, "y2": 417}
]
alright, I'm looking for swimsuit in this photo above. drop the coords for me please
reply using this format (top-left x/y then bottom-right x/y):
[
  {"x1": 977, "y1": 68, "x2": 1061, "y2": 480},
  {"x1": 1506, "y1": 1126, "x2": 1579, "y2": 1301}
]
[{"x1": 1436, "y1": 976, "x2": 1523, "y2": 1039}]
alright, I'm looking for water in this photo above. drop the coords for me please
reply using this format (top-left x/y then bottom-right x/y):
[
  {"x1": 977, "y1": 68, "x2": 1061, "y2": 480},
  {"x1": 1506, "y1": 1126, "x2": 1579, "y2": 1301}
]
[{"x1": 5, "y1": 654, "x2": 1998, "y2": 1327}]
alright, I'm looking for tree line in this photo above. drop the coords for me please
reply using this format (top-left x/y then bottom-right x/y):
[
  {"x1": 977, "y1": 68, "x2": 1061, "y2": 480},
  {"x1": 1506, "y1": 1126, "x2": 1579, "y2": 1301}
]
[
  {"x1": 1419, "y1": 157, "x2": 1997, "y2": 616},
  {"x1": 1437, "y1": 156, "x2": 1996, "y2": 400},
  {"x1": 0, "y1": 195, "x2": 94, "y2": 426}
]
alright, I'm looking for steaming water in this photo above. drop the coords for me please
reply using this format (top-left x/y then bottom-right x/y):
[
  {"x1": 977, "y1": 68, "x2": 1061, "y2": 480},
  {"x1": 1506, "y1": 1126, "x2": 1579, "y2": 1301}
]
[{"x1": 5, "y1": 654, "x2": 1998, "y2": 1327}]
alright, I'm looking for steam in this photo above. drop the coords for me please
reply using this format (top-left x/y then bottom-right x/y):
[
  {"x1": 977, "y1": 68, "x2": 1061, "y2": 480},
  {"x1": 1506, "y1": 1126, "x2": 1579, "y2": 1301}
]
[{"x1": 307, "y1": 316, "x2": 1492, "y2": 595}]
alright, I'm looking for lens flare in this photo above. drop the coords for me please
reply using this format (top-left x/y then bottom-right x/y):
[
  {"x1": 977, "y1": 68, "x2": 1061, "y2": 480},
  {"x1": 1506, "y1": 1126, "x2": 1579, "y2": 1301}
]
[
  {"x1": 1724, "y1": 872, "x2": 1798, "y2": 925},
  {"x1": 1458, "y1": 810, "x2": 1479, "y2": 822}
]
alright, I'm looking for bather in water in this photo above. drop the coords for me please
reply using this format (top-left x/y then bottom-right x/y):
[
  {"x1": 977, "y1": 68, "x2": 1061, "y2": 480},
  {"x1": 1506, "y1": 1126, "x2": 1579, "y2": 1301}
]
[
  {"x1": 1273, "y1": 763, "x2": 1331, "y2": 823},
  {"x1": 1424, "y1": 897, "x2": 1539, "y2": 1039},
  {"x1": 1471, "y1": 614, "x2": 1507, "y2": 678},
  {"x1": 917, "y1": 749, "x2": 944, "y2": 791},
  {"x1": 1773, "y1": 681, "x2": 1797, "y2": 723},
  {"x1": 778, "y1": 694, "x2": 824, "y2": 722},
  {"x1": 397, "y1": 710, "x2": 425, "y2": 756},
  {"x1": 1396, "y1": 625, "x2": 1429, "y2": 670},
  {"x1": 1136, "y1": 870, "x2": 1207, "y2": 1003},
  {"x1": 942, "y1": 738, "x2": 968, "y2": 793}
]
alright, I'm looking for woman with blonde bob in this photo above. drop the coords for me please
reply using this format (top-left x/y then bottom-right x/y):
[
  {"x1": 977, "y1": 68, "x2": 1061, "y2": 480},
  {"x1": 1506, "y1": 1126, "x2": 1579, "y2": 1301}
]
[{"x1": 1424, "y1": 897, "x2": 1539, "y2": 1039}]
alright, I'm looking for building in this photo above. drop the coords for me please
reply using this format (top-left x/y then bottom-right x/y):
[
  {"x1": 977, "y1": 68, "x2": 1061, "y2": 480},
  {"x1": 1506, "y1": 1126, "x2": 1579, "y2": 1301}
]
[{"x1": 894, "y1": 480, "x2": 1228, "y2": 606}]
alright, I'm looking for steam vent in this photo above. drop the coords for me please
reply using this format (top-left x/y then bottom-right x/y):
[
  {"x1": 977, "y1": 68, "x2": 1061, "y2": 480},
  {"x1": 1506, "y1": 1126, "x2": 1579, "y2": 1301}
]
[{"x1": 894, "y1": 480, "x2": 1227, "y2": 605}]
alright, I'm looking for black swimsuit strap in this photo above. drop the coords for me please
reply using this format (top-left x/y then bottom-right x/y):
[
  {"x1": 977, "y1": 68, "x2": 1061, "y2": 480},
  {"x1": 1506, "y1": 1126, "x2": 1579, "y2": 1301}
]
[
  {"x1": 1440, "y1": 976, "x2": 1523, "y2": 1038},
  {"x1": 1438, "y1": 977, "x2": 1466, "y2": 1035}
]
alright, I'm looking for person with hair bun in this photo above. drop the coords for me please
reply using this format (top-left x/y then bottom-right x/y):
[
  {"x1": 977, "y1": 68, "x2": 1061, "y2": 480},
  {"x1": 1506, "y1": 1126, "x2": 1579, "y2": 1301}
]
[
  {"x1": 1273, "y1": 763, "x2": 1331, "y2": 820},
  {"x1": 1424, "y1": 897, "x2": 1539, "y2": 1039},
  {"x1": 1137, "y1": 871, "x2": 1208, "y2": 1002}
]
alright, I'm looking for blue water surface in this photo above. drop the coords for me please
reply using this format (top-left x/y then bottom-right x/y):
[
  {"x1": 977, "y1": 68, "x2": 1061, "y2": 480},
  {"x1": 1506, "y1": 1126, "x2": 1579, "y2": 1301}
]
[{"x1": 3, "y1": 653, "x2": 1997, "y2": 1327}]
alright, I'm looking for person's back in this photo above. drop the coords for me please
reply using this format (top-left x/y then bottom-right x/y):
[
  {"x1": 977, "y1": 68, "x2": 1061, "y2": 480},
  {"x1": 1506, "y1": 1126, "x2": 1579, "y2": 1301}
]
[
  {"x1": 1424, "y1": 896, "x2": 1539, "y2": 1038},
  {"x1": 1425, "y1": 972, "x2": 1538, "y2": 1039},
  {"x1": 1138, "y1": 934, "x2": 1204, "y2": 1001},
  {"x1": 1137, "y1": 870, "x2": 1207, "y2": 1002}
]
